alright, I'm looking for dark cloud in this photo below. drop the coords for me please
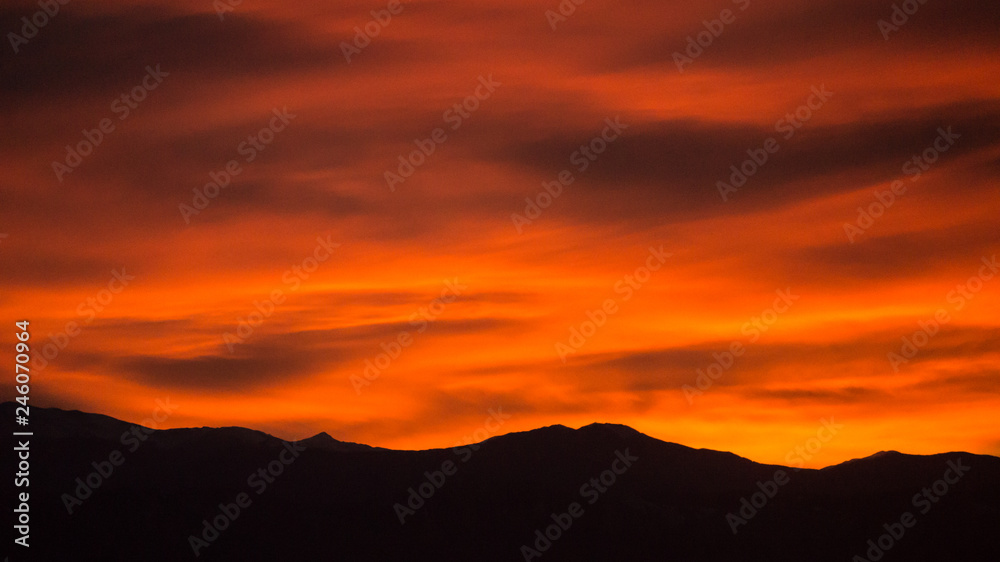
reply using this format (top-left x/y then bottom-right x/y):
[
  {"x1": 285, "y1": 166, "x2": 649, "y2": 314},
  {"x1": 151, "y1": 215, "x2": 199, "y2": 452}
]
[
  {"x1": 559, "y1": 326, "x2": 1000, "y2": 394},
  {"x1": 743, "y1": 386, "x2": 889, "y2": 404},
  {"x1": 490, "y1": 100, "x2": 1000, "y2": 228},
  {"x1": 907, "y1": 372, "x2": 1000, "y2": 395},
  {"x1": 617, "y1": 0, "x2": 1000, "y2": 72},
  {"x1": 0, "y1": 6, "x2": 383, "y2": 103},
  {"x1": 793, "y1": 219, "x2": 999, "y2": 283},
  {"x1": 0, "y1": 250, "x2": 129, "y2": 288},
  {"x1": 115, "y1": 351, "x2": 320, "y2": 390}
]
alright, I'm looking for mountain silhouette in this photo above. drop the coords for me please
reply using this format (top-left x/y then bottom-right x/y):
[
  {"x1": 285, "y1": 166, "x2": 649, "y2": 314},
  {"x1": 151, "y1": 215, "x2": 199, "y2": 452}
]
[{"x1": 3, "y1": 403, "x2": 999, "y2": 561}]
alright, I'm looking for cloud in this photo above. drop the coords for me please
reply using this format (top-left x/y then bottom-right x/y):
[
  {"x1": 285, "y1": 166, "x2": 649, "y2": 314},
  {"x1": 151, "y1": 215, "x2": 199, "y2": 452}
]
[
  {"x1": 0, "y1": 7, "x2": 354, "y2": 103},
  {"x1": 2, "y1": 0, "x2": 999, "y2": 464},
  {"x1": 488, "y1": 100, "x2": 1000, "y2": 229},
  {"x1": 617, "y1": 0, "x2": 1000, "y2": 72},
  {"x1": 115, "y1": 351, "x2": 321, "y2": 390},
  {"x1": 793, "y1": 219, "x2": 999, "y2": 282},
  {"x1": 743, "y1": 387, "x2": 889, "y2": 404}
]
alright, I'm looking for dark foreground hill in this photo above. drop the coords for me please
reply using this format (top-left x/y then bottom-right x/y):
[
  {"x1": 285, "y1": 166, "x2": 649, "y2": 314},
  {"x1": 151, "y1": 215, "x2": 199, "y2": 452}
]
[{"x1": 3, "y1": 403, "x2": 999, "y2": 561}]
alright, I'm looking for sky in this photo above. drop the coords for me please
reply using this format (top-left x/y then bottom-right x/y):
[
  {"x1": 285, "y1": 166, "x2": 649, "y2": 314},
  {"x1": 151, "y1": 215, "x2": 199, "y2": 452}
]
[{"x1": 1, "y1": 0, "x2": 998, "y2": 468}]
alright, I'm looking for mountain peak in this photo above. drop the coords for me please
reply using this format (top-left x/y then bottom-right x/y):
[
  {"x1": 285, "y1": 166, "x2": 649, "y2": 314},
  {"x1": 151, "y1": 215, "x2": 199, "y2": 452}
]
[
  {"x1": 578, "y1": 422, "x2": 644, "y2": 435},
  {"x1": 299, "y1": 431, "x2": 375, "y2": 452},
  {"x1": 871, "y1": 450, "x2": 903, "y2": 458}
]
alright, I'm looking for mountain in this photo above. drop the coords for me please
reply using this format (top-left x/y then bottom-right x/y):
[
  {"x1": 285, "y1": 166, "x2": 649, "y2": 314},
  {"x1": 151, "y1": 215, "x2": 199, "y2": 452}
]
[{"x1": 3, "y1": 403, "x2": 999, "y2": 561}]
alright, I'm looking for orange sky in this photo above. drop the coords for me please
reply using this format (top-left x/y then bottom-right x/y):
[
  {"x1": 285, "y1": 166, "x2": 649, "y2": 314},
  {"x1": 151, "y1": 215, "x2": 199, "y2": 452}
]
[{"x1": 1, "y1": 0, "x2": 998, "y2": 467}]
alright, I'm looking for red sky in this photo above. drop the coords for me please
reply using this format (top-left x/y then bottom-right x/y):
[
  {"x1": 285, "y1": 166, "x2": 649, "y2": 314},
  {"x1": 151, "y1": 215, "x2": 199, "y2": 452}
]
[{"x1": 2, "y1": 0, "x2": 999, "y2": 467}]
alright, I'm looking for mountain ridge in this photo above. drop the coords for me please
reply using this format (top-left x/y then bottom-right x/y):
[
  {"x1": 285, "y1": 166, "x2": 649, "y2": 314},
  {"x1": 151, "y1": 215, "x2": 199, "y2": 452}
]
[
  {"x1": 5, "y1": 402, "x2": 989, "y2": 469},
  {"x1": 4, "y1": 402, "x2": 1000, "y2": 561}
]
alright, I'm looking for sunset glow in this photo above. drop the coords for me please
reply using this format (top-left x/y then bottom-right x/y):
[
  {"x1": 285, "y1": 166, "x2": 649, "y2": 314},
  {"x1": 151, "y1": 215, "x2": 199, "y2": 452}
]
[{"x1": 2, "y1": 0, "x2": 998, "y2": 468}]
